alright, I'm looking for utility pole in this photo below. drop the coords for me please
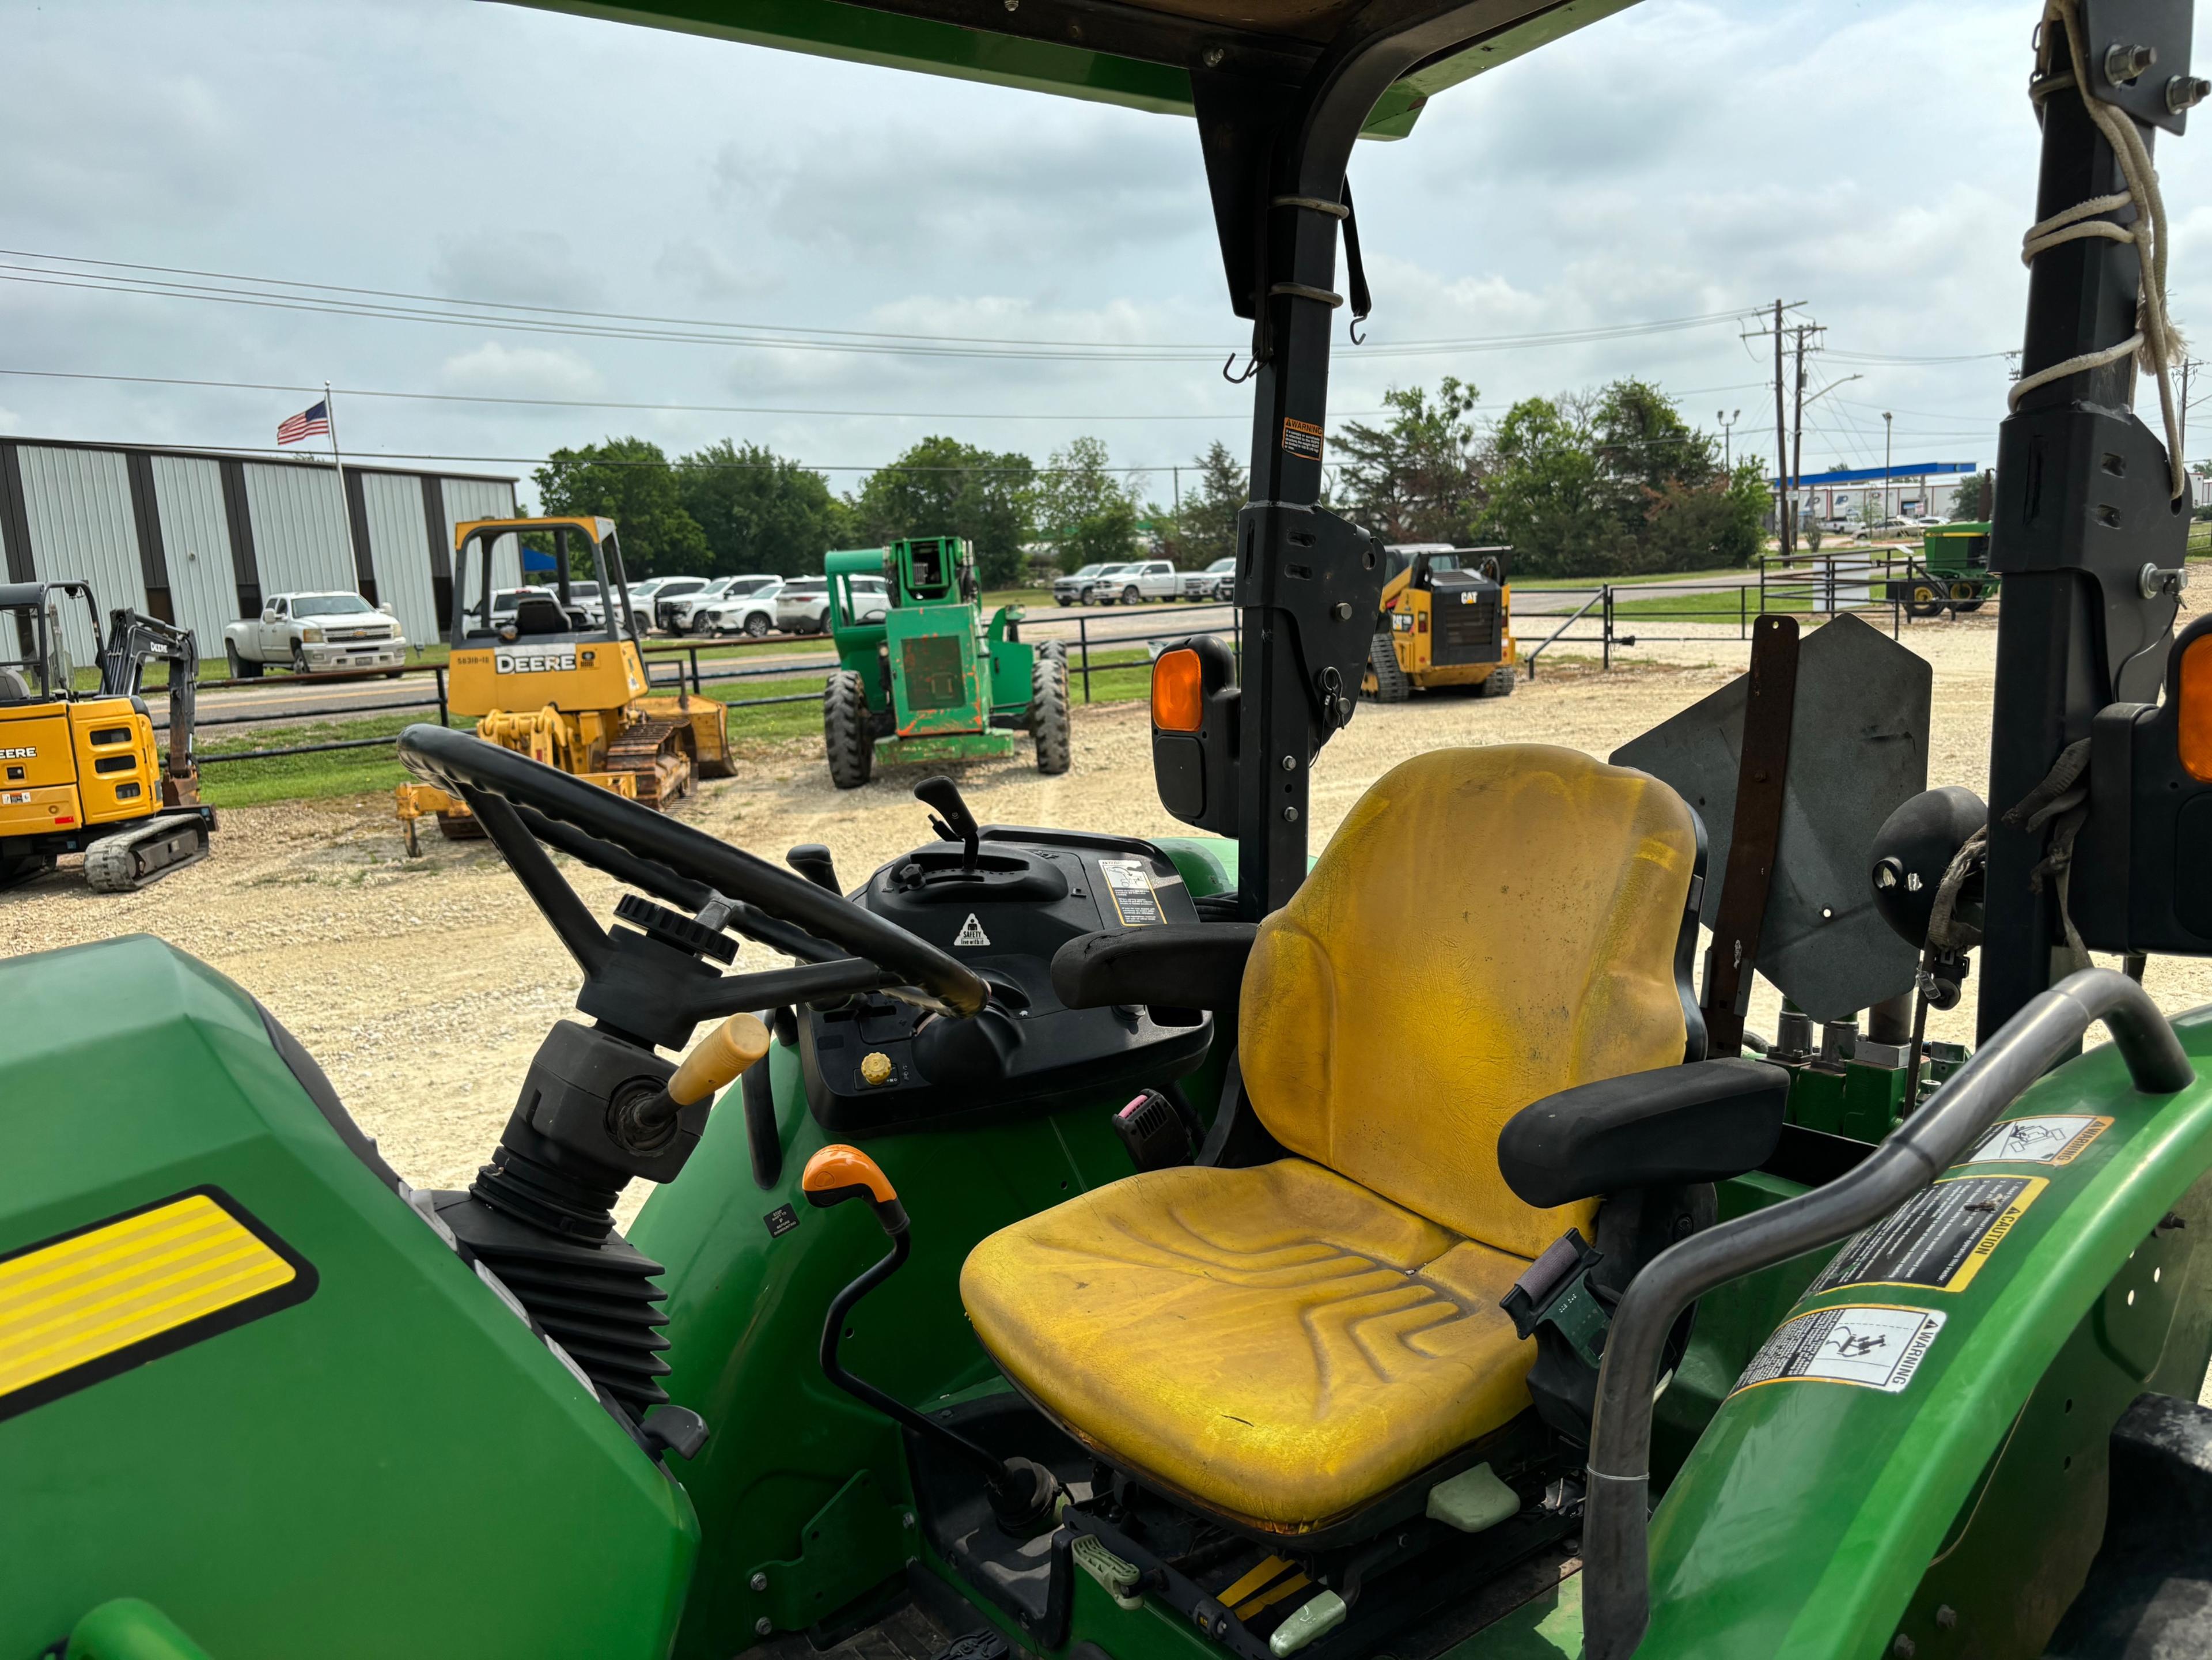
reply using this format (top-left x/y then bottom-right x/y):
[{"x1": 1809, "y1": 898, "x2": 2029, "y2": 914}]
[
  {"x1": 1791, "y1": 326, "x2": 1809, "y2": 536},
  {"x1": 1883, "y1": 411, "x2": 1893, "y2": 524},
  {"x1": 1772, "y1": 300, "x2": 1789, "y2": 550}
]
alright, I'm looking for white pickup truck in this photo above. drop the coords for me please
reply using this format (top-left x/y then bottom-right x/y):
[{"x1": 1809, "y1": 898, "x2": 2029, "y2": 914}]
[
  {"x1": 223, "y1": 591, "x2": 409, "y2": 678},
  {"x1": 1093, "y1": 558, "x2": 1181, "y2": 604}
]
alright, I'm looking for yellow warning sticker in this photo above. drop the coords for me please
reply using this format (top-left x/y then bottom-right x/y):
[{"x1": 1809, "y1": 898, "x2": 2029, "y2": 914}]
[
  {"x1": 1805, "y1": 1174, "x2": 2048, "y2": 1296},
  {"x1": 0, "y1": 1188, "x2": 313, "y2": 1421}
]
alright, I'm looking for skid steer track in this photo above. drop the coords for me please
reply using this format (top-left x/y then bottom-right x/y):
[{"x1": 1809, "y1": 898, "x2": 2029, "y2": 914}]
[{"x1": 83, "y1": 814, "x2": 212, "y2": 893}]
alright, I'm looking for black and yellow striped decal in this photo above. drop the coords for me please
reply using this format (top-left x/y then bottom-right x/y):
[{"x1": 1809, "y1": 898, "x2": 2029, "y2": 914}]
[{"x1": 0, "y1": 1188, "x2": 315, "y2": 1421}]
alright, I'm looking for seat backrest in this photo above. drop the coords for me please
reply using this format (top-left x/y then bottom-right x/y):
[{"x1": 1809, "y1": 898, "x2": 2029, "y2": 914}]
[
  {"x1": 1237, "y1": 744, "x2": 1701, "y2": 1260},
  {"x1": 513, "y1": 594, "x2": 569, "y2": 636}
]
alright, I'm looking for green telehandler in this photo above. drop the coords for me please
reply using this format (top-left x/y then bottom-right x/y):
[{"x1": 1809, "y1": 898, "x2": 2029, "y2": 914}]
[
  {"x1": 822, "y1": 537, "x2": 1071, "y2": 788},
  {"x1": 6, "y1": 5, "x2": 2212, "y2": 1660}
]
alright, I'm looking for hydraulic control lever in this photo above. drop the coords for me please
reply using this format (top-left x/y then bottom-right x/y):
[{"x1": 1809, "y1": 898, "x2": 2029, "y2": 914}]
[
  {"x1": 802, "y1": 1144, "x2": 1061, "y2": 1535},
  {"x1": 914, "y1": 776, "x2": 982, "y2": 871},
  {"x1": 609, "y1": 1012, "x2": 771, "y2": 1155}
]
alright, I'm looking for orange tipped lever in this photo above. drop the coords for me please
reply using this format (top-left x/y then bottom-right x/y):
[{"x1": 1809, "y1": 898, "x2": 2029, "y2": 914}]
[{"x1": 802, "y1": 1144, "x2": 907, "y2": 1234}]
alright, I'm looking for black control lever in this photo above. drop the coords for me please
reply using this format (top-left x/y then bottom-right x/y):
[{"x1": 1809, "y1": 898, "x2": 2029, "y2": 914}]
[
  {"x1": 787, "y1": 844, "x2": 842, "y2": 894},
  {"x1": 913, "y1": 776, "x2": 980, "y2": 871},
  {"x1": 802, "y1": 1144, "x2": 1060, "y2": 1536}
]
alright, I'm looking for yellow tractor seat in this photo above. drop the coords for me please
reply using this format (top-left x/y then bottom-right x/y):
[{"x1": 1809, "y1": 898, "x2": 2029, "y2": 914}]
[{"x1": 961, "y1": 744, "x2": 1712, "y2": 1536}]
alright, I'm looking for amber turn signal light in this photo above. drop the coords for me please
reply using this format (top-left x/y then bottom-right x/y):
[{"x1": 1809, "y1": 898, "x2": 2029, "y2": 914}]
[
  {"x1": 2182, "y1": 633, "x2": 2212, "y2": 783},
  {"x1": 1152, "y1": 647, "x2": 1205, "y2": 733}
]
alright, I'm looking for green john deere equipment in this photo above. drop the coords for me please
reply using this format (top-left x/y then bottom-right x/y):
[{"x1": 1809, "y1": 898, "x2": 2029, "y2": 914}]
[
  {"x1": 1894, "y1": 521, "x2": 1997, "y2": 619},
  {"x1": 9, "y1": 5, "x2": 2212, "y2": 1660},
  {"x1": 821, "y1": 536, "x2": 1070, "y2": 789}
]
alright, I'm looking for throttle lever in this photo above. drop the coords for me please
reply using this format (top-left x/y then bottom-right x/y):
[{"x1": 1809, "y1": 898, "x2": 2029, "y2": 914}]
[{"x1": 913, "y1": 775, "x2": 981, "y2": 871}]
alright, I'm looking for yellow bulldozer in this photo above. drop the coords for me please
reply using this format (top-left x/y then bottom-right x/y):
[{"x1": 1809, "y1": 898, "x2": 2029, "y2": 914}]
[
  {"x1": 1362, "y1": 543, "x2": 1519, "y2": 701},
  {"x1": 0, "y1": 581, "x2": 213, "y2": 892},
  {"x1": 395, "y1": 516, "x2": 732, "y2": 854}
]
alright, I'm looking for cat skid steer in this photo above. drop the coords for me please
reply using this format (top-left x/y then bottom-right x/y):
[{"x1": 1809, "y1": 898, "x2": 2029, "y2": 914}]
[{"x1": 7, "y1": 5, "x2": 2212, "y2": 1660}]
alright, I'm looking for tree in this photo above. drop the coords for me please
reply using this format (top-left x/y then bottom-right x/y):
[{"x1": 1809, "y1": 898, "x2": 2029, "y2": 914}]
[
  {"x1": 1475, "y1": 395, "x2": 1619, "y2": 576},
  {"x1": 533, "y1": 437, "x2": 709, "y2": 577},
  {"x1": 1334, "y1": 377, "x2": 1484, "y2": 543},
  {"x1": 676, "y1": 440, "x2": 849, "y2": 577},
  {"x1": 1035, "y1": 437, "x2": 1140, "y2": 573},
  {"x1": 1171, "y1": 441, "x2": 1247, "y2": 569},
  {"x1": 1642, "y1": 459, "x2": 1773, "y2": 572},
  {"x1": 850, "y1": 436, "x2": 1036, "y2": 586}
]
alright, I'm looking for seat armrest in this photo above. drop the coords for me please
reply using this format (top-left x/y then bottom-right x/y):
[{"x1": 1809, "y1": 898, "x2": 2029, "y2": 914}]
[
  {"x1": 1498, "y1": 1059, "x2": 1789, "y2": 1208},
  {"x1": 1050, "y1": 923, "x2": 1259, "y2": 1013}
]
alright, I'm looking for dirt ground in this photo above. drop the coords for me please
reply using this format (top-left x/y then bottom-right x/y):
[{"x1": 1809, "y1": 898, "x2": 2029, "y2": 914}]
[{"x1": 5, "y1": 612, "x2": 2206, "y2": 1228}]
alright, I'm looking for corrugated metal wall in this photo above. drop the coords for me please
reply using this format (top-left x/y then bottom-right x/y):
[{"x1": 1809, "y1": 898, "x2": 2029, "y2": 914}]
[
  {"x1": 440, "y1": 477, "x2": 521, "y2": 597},
  {"x1": 18, "y1": 447, "x2": 147, "y2": 661},
  {"x1": 243, "y1": 462, "x2": 357, "y2": 596},
  {"x1": 360, "y1": 472, "x2": 437, "y2": 645},
  {"x1": 149, "y1": 456, "x2": 236, "y2": 656}
]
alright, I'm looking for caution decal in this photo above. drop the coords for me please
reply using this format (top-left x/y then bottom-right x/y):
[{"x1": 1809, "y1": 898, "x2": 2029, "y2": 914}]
[
  {"x1": 1730, "y1": 1304, "x2": 1946, "y2": 1398},
  {"x1": 1963, "y1": 1114, "x2": 2112, "y2": 1167},
  {"x1": 1099, "y1": 859, "x2": 1163, "y2": 926},
  {"x1": 1805, "y1": 1175, "x2": 2047, "y2": 1297},
  {"x1": 1281, "y1": 418, "x2": 1324, "y2": 460},
  {"x1": 0, "y1": 1188, "x2": 315, "y2": 1422}
]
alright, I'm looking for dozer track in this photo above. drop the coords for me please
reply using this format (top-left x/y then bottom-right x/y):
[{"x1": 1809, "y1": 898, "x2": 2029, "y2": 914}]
[
  {"x1": 84, "y1": 813, "x2": 213, "y2": 893},
  {"x1": 605, "y1": 717, "x2": 696, "y2": 810}
]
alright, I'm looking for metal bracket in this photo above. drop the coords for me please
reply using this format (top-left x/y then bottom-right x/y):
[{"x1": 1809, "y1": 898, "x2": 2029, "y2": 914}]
[
  {"x1": 1235, "y1": 501, "x2": 1385, "y2": 737},
  {"x1": 1990, "y1": 402, "x2": 2187, "y2": 701},
  {"x1": 2080, "y1": 0, "x2": 2199, "y2": 133}
]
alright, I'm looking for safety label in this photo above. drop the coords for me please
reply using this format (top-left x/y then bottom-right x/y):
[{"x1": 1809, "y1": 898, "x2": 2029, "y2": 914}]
[
  {"x1": 1963, "y1": 1114, "x2": 2112, "y2": 1167},
  {"x1": 954, "y1": 913, "x2": 992, "y2": 947},
  {"x1": 1099, "y1": 859, "x2": 1162, "y2": 926},
  {"x1": 1806, "y1": 1175, "x2": 2047, "y2": 1296},
  {"x1": 1731, "y1": 1304, "x2": 1946, "y2": 1397},
  {"x1": 1281, "y1": 417, "x2": 1324, "y2": 460}
]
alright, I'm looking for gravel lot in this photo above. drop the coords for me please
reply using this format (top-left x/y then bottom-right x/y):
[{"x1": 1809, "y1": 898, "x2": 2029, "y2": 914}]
[{"x1": 4, "y1": 612, "x2": 2205, "y2": 1225}]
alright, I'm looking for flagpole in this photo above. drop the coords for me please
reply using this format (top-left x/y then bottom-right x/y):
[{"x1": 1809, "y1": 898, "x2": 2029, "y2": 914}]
[{"x1": 323, "y1": 380, "x2": 365, "y2": 593}]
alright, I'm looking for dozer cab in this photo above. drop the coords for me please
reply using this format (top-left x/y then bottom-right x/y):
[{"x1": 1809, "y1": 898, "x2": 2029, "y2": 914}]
[
  {"x1": 12, "y1": 4, "x2": 2212, "y2": 1660},
  {"x1": 1363, "y1": 544, "x2": 1518, "y2": 702},
  {"x1": 822, "y1": 535, "x2": 1071, "y2": 789},
  {"x1": 394, "y1": 516, "x2": 733, "y2": 852},
  {"x1": 0, "y1": 581, "x2": 212, "y2": 892}
]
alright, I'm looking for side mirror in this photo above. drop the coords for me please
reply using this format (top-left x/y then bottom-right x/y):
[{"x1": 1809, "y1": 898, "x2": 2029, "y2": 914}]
[
  {"x1": 263, "y1": 607, "x2": 281, "y2": 622},
  {"x1": 378, "y1": 602, "x2": 395, "y2": 615}
]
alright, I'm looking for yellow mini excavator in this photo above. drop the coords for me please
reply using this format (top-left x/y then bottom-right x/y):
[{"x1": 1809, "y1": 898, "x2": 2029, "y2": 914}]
[
  {"x1": 394, "y1": 516, "x2": 732, "y2": 854},
  {"x1": 0, "y1": 581, "x2": 213, "y2": 892},
  {"x1": 1362, "y1": 543, "x2": 1519, "y2": 701}
]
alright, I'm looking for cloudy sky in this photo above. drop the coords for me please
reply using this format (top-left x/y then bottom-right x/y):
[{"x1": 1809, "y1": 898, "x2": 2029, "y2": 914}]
[{"x1": 5, "y1": 0, "x2": 2207, "y2": 506}]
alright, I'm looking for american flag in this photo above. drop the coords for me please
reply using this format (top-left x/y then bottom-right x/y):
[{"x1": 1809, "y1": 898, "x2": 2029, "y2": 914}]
[{"x1": 276, "y1": 400, "x2": 330, "y2": 445}]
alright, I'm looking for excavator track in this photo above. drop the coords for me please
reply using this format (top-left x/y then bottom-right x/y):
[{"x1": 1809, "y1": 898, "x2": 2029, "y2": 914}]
[
  {"x1": 84, "y1": 813, "x2": 213, "y2": 893},
  {"x1": 605, "y1": 717, "x2": 696, "y2": 810}
]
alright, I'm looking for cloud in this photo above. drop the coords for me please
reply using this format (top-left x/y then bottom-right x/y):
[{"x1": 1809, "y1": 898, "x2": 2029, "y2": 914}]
[
  {"x1": 428, "y1": 232, "x2": 606, "y2": 311},
  {"x1": 436, "y1": 343, "x2": 603, "y2": 400}
]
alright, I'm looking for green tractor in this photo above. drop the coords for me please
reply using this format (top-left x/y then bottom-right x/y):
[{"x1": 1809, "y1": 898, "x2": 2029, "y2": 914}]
[
  {"x1": 1895, "y1": 521, "x2": 1995, "y2": 619},
  {"x1": 822, "y1": 536, "x2": 1071, "y2": 789},
  {"x1": 10, "y1": 6, "x2": 2212, "y2": 1660}
]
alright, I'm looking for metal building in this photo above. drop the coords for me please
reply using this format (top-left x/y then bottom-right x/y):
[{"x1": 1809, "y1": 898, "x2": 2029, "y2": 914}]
[{"x1": 0, "y1": 436, "x2": 517, "y2": 660}]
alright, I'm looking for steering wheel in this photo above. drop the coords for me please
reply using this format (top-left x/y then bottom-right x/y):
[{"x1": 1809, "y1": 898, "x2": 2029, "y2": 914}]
[{"x1": 397, "y1": 724, "x2": 988, "y2": 1024}]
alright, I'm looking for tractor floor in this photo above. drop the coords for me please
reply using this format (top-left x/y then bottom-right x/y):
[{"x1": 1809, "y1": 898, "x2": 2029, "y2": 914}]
[{"x1": 1, "y1": 613, "x2": 2206, "y2": 1245}]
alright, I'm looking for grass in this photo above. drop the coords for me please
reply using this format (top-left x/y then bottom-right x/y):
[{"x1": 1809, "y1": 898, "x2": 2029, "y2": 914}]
[{"x1": 192, "y1": 644, "x2": 1161, "y2": 807}]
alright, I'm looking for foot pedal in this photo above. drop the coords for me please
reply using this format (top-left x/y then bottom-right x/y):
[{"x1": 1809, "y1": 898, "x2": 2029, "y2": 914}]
[
  {"x1": 1071, "y1": 1533, "x2": 1145, "y2": 1610},
  {"x1": 929, "y1": 1633, "x2": 1011, "y2": 1660}
]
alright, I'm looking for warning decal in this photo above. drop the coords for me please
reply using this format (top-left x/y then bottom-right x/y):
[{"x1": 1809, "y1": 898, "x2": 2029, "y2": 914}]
[
  {"x1": 1805, "y1": 1175, "x2": 2047, "y2": 1297},
  {"x1": 1963, "y1": 1115, "x2": 2113, "y2": 1168},
  {"x1": 1731, "y1": 1304, "x2": 1946, "y2": 1398},
  {"x1": 1099, "y1": 859, "x2": 1163, "y2": 927},
  {"x1": 953, "y1": 913, "x2": 991, "y2": 947},
  {"x1": 1282, "y1": 418, "x2": 1324, "y2": 460}
]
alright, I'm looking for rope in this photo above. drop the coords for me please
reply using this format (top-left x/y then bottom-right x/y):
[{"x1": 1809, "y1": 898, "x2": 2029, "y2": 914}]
[
  {"x1": 2014, "y1": 0, "x2": 2188, "y2": 501},
  {"x1": 2000, "y1": 736, "x2": 2096, "y2": 974}
]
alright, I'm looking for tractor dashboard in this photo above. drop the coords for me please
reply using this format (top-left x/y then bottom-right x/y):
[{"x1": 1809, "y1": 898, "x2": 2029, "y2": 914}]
[{"x1": 798, "y1": 827, "x2": 1210, "y2": 1135}]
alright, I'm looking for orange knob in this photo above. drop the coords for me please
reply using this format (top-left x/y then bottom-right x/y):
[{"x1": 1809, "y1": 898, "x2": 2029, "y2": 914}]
[{"x1": 802, "y1": 1144, "x2": 899, "y2": 1208}]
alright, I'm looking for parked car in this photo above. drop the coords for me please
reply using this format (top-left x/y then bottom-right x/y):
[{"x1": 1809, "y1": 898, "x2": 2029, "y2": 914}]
[
  {"x1": 1096, "y1": 559, "x2": 1180, "y2": 604},
  {"x1": 698, "y1": 577, "x2": 786, "y2": 637},
  {"x1": 650, "y1": 577, "x2": 715, "y2": 632},
  {"x1": 223, "y1": 591, "x2": 408, "y2": 679},
  {"x1": 778, "y1": 574, "x2": 889, "y2": 635},
  {"x1": 1052, "y1": 563, "x2": 1126, "y2": 607},
  {"x1": 565, "y1": 579, "x2": 606, "y2": 624},
  {"x1": 1181, "y1": 557, "x2": 1236, "y2": 601},
  {"x1": 669, "y1": 575, "x2": 781, "y2": 635}
]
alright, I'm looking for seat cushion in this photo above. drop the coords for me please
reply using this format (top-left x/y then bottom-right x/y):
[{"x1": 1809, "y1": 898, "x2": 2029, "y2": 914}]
[
  {"x1": 1238, "y1": 744, "x2": 1699, "y2": 1259},
  {"x1": 959, "y1": 1158, "x2": 1535, "y2": 1532}
]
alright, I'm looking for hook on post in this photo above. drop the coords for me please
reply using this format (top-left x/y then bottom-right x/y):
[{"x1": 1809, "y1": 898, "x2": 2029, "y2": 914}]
[{"x1": 1222, "y1": 351, "x2": 1259, "y2": 385}]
